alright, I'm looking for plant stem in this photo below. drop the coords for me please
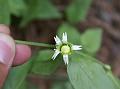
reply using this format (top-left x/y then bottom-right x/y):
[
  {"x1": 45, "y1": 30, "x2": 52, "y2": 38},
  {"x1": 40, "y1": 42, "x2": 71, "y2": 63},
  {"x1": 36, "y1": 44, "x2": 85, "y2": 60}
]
[
  {"x1": 15, "y1": 40, "x2": 55, "y2": 48},
  {"x1": 107, "y1": 71, "x2": 120, "y2": 89}
]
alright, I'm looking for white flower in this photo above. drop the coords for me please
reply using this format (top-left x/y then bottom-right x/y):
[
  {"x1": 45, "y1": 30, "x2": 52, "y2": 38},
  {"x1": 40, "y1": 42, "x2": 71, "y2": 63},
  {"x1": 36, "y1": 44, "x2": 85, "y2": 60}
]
[{"x1": 52, "y1": 32, "x2": 82, "y2": 65}]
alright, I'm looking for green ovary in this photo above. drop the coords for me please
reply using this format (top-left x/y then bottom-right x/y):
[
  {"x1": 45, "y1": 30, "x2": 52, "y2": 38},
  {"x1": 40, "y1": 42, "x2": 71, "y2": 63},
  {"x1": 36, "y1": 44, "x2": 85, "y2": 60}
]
[{"x1": 61, "y1": 45, "x2": 71, "y2": 54}]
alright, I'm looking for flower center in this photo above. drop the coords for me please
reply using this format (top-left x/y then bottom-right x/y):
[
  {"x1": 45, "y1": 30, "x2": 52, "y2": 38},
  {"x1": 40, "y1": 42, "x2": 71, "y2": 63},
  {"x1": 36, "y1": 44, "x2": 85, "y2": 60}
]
[{"x1": 61, "y1": 45, "x2": 71, "y2": 54}]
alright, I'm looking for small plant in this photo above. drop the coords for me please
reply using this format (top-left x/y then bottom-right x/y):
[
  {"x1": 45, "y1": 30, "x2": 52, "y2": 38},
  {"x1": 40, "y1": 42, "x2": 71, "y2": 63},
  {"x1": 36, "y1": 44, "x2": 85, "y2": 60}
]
[
  {"x1": 52, "y1": 32, "x2": 82, "y2": 64},
  {"x1": 4, "y1": 25, "x2": 120, "y2": 89},
  {"x1": 1, "y1": 0, "x2": 120, "y2": 89}
]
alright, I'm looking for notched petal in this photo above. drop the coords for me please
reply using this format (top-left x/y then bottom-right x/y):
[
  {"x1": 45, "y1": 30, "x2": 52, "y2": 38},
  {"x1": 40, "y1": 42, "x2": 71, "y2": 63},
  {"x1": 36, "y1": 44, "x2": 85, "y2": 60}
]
[
  {"x1": 62, "y1": 32, "x2": 67, "y2": 43},
  {"x1": 72, "y1": 45, "x2": 82, "y2": 50},
  {"x1": 54, "y1": 35, "x2": 62, "y2": 45},
  {"x1": 63, "y1": 54, "x2": 69, "y2": 65},
  {"x1": 54, "y1": 36, "x2": 61, "y2": 45},
  {"x1": 52, "y1": 49, "x2": 60, "y2": 60}
]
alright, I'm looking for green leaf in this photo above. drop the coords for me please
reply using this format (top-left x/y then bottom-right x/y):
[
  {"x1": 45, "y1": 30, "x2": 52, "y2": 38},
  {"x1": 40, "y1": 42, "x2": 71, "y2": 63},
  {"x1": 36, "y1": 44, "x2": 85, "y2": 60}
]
[
  {"x1": 21, "y1": 0, "x2": 61, "y2": 26},
  {"x1": 31, "y1": 60, "x2": 60, "y2": 76},
  {"x1": 3, "y1": 61, "x2": 32, "y2": 89},
  {"x1": 67, "y1": 53, "x2": 120, "y2": 89},
  {"x1": 31, "y1": 50, "x2": 61, "y2": 75},
  {"x1": 58, "y1": 23, "x2": 81, "y2": 44},
  {"x1": 66, "y1": 0, "x2": 92, "y2": 23},
  {"x1": 0, "y1": 0, "x2": 10, "y2": 25},
  {"x1": 106, "y1": 71, "x2": 120, "y2": 88},
  {"x1": 36, "y1": 50, "x2": 54, "y2": 61},
  {"x1": 0, "y1": 0, "x2": 27, "y2": 25},
  {"x1": 18, "y1": 81, "x2": 27, "y2": 89},
  {"x1": 81, "y1": 28, "x2": 102, "y2": 54},
  {"x1": 9, "y1": 0, "x2": 27, "y2": 16}
]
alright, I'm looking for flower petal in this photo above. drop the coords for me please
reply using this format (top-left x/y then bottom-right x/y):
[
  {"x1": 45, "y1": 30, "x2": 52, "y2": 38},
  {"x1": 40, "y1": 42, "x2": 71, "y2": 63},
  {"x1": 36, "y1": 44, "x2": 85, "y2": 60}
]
[
  {"x1": 72, "y1": 45, "x2": 82, "y2": 50},
  {"x1": 63, "y1": 54, "x2": 69, "y2": 65},
  {"x1": 54, "y1": 35, "x2": 62, "y2": 45},
  {"x1": 52, "y1": 49, "x2": 60, "y2": 60},
  {"x1": 62, "y1": 32, "x2": 67, "y2": 43}
]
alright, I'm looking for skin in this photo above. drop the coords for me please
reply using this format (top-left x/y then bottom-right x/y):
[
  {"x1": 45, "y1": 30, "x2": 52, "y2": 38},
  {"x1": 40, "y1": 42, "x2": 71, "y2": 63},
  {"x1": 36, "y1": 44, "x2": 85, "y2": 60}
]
[{"x1": 0, "y1": 24, "x2": 31, "y2": 88}]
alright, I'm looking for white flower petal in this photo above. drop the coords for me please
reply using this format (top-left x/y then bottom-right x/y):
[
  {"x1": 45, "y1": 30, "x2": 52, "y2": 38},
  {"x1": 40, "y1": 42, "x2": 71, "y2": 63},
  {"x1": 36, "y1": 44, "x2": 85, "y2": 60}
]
[
  {"x1": 63, "y1": 54, "x2": 69, "y2": 65},
  {"x1": 52, "y1": 49, "x2": 60, "y2": 60},
  {"x1": 62, "y1": 32, "x2": 67, "y2": 43},
  {"x1": 54, "y1": 36, "x2": 62, "y2": 45},
  {"x1": 72, "y1": 45, "x2": 82, "y2": 50}
]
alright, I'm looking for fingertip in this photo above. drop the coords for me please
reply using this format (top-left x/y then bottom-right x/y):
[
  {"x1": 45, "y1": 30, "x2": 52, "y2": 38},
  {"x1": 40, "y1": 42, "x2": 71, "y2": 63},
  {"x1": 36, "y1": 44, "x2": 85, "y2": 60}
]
[
  {"x1": 0, "y1": 33, "x2": 15, "y2": 88},
  {"x1": 13, "y1": 44, "x2": 31, "y2": 66},
  {"x1": 0, "y1": 33, "x2": 15, "y2": 66},
  {"x1": 0, "y1": 24, "x2": 10, "y2": 35}
]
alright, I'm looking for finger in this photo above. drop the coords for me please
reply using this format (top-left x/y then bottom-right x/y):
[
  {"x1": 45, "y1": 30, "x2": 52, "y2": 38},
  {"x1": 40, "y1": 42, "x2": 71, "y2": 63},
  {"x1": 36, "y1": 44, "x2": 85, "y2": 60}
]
[
  {"x1": 0, "y1": 24, "x2": 10, "y2": 35},
  {"x1": 0, "y1": 33, "x2": 15, "y2": 88},
  {"x1": 12, "y1": 44, "x2": 31, "y2": 66}
]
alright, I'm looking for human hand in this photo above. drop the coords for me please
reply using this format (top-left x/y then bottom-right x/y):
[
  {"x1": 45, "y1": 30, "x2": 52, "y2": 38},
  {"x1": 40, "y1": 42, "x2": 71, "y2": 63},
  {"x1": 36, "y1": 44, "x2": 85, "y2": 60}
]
[{"x1": 0, "y1": 25, "x2": 31, "y2": 88}]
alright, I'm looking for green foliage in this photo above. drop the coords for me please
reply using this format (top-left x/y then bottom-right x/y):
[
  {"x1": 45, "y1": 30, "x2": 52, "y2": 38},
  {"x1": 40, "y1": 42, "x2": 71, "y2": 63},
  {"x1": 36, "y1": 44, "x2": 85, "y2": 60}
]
[
  {"x1": 67, "y1": 53, "x2": 120, "y2": 89},
  {"x1": 81, "y1": 28, "x2": 102, "y2": 54},
  {"x1": 66, "y1": 0, "x2": 92, "y2": 23},
  {"x1": 31, "y1": 60, "x2": 60, "y2": 75},
  {"x1": 0, "y1": 0, "x2": 92, "y2": 25},
  {"x1": 9, "y1": 0, "x2": 27, "y2": 16},
  {"x1": 21, "y1": 0, "x2": 61, "y2": 26},
  {"x1": 31, "y1": 50, "x2": 61, "y2": 75},
  {"x1": 17, "y1": 81, "x2": 27, "y2": 89},
  {"x1": 58, "y1": 24, "x2": 120, "y2": 89},
  {"x1": 0, "y1": 0, "x2": 61, "y2": 25},
  {"x1": 58, "y1": 23, "x2": 102, "y2": 54},
  {"x1": 0, "y1": 0, "x2": 27, "y2": 25},
  {"x1": 58, "y1": 23, "x2": 81, "y2": 44},
  {"x1": 35, "y1": 50, "x2": 55, "y2": 61},
  {"x1": 0, "y1": 0, "x2": 10, "y2": 25},
  {"x1": 3, "y1": 61, "x2": 32, "y2": 89}
]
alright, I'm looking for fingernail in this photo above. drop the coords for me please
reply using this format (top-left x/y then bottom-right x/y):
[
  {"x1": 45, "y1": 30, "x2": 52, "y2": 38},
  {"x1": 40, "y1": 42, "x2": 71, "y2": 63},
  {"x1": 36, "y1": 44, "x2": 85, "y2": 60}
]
[
  {"x1": 0, "y1": 41, "x2": 13, "y2": 65},
  {"x1": 0, "y1": 33, "x2": 15, "y2": 88},
  {"x1": 0, "y1": 33, "x2": 15, "y2": 67}
]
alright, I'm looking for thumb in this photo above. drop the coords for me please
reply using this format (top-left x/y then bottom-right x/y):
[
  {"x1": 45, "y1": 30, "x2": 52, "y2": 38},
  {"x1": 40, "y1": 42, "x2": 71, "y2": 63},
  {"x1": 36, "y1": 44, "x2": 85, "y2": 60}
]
[{"x1": 0, "y1": 33, "x2": 15, "y2": 88}]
